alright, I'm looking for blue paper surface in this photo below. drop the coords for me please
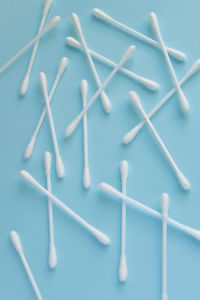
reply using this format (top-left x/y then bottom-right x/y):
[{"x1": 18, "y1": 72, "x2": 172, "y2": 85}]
[{"x1": 0, "y1": 0, "x2": 200, "y2": 299}]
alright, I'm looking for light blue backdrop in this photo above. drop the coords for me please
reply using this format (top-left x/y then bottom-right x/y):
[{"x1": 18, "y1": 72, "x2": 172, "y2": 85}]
[{"x1": 0, "y1": 0, "x2": 200, "y2": 299}]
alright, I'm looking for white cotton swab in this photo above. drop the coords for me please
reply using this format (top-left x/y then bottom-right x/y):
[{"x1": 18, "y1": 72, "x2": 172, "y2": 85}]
[
  {"x1": 10, "y1": 231, "x2": 43, "y2": 300},
  {"x1": 149, "y1": 12, "x2": 189, "y2": 112},
  {"x1": 123, "y1": 59, "x2": 200, "y2": 144},
  {"x1": 44, "y1": 152, "x2": 57, "y2": 269},
  {"x1": 20, "y1": 0, "x2": 53, "y2": 96},
  {"x1": 72, "y1": 13, "x2": 111, "y2": 113},
  {"x1": 0, "y1": 16, "x2": 61, "y2": 74},
  {"x1": 24, "y1": 57, "x2": 68, "y2": 159},
  {"x1": 20, "y1": 170, "x2": 110, "y2": 245},
  {"x1": 65, "y1": 45, "x2": 135, "y2": 137},
  {"x1": 66, "y1": 37, "x2": 159, "y2": 91},
  {"x1": 93, "y1": 8, "x2": 186, "y2": 61},
  {"x1": 39, "y1": 72, "x2": 65, "y2": 178},
  {"x1": 99, "y1": 182, "x2": 200, "y2": 240},
  {"x1": 161, "y1": 193, "x2": 169, "y2": 300},
  {"x1": 130, "y1": 91, "x2": 190, "y2": 190},
  {"x1": 81, "y1": 80, "x2": 91, "y2": 188},
  {"x1": 119, "y1": 160, "x2": 128, "y2": 282}
]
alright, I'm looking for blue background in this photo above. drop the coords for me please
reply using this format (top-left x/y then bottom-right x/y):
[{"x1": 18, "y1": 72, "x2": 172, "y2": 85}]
[{"x1": 0, "y1": 0, "x2": 200, "y2": 299}]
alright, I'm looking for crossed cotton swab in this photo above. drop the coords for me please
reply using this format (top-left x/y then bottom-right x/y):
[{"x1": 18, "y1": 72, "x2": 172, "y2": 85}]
[
  {"x1": 24, "y1": 57, "x2": 68, "y2": 159},
  {"x1": 10, "y1": 231, "x2": 43, "y2": 300},
  {"x1": 93, "y1": 8, "x2": 186, "y2": 61},
  {"x1": 130, "y1": 91, "x2": 190, "y2": 190},
  {"x1": 161, "y1": 193, "x2": 169, "y2": 300},
  {"x1": 81, "y1": 80, "x2": 91, "y2": 188},
  {"x1": 149, "y1": 12, "x2": 189, "y2": 112},
  {"x1": 66, "y1": 37, "x2": 159, "y2": 91},
  {"x1": 72, "y1": 13, "x2": 111, "y2": 113},
  {"x1": 119, "y1": 161, "x2": 129, "y2": 282},
  {"x1": 20, "y1": 170, "x2": 110, "y2": 245},
  {"x1": 39, "y1": 72, "x2": 65, "y2": 178},
  {"x1": 99, "y1": 182, "x2": 200, "y2": 240},
  {"x1": 0, "y1": 16, "x2": 61, "y2": 74},
  {"x1": 65, "y1": 45, "x2": 135, "y2": 137},
  {"x1": 44, "y1": 152, "x2": 57, "y2": 268},
  {"x1": 20, "y1": 0, "x2": 53, "y2": 96},
  {"x1": 123, "y1": 59, "x2": 200, "y2": 144}
]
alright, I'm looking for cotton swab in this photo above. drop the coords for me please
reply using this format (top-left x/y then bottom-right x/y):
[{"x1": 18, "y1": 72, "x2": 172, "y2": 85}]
[
  {"x1": 149, "y1": 12, "x2": 189, "y2": 112},
  {"x1": 119, "y1": 160, "x2": 128, "y2": 282},
  {"x1": 123, "y1": 59, "x2": 200, "y2": 144},
  {"x1": 10, "y1": 231, "x2": 43, "y2": 300},
  {"x1": 72, "y1": 13, "x2": 111, "y2": 113},
  {"x1": 20, "y1": 170, "x2": 110, "y2": 245},
  {"x1": 0, "y1": 16, "x2": 61, "y2": 74},
  {"x1": 66, "y1": 37, "x2": 159, "y2": 91},
  {"x1": 161, "y1": 193, "x2": 169, "y2": 300},
  {"x1": 81, "y1": 80, "x2": 91, "y2": 188},
  {"x1": 24, "y1": 57, "x2": 68, "y2": 159},
  {"x1": 130, "y1": 91, "x2": 190, "y2": 190},
  {"x1": 65, "y1": 45, "x2": 135, "y2": 137},
  {"x1": 44, "y1": 152, "x2": 57, "y2": 268},
  {"x1": 99, "y1": 182, "x2": 200, "y2": 240},
  {"x1": 39, "y1": 72, "x2": 65, "y2": 178},
  {"x1": 20, "y1": 0, "x2": 53, "y2": 96},
  {"x1": 93, "y1": 8, "x2": 186, "y2": 61}
]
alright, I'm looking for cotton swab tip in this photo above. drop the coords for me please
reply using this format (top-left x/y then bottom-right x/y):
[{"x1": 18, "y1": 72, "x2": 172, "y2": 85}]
[
  {"x1": 83, "y1": 166, "x2": 91, "y2": 188},
  {"x1": 120, "y1": 160, "x2": 129, "y2": 182},
  {"x1": 39, "y1": 72, "x2": 48, "y2": 97},
  {"x1": 120, "y1": 45, "x2": 136, "y2": 65},
  {"x1": 20, "y1": 170, "x2": 38, "y2": 186},
  {"x1": 71, "y1": 12, "x2": 81, "y2": 34},
  {"x1": 161, "y1": 193, "x2": 169, "y2": 215},
  {"x1": 176, "y1": 171, "x2": 191, "y2": 190},
  {"x1": 20, "y1": 75, "x2": 29, "y2": 96},
  {"x1": 66, "y1": 37, "x2": 81, "y2": 49},
  {"x1": 44, "y1": 0, "x2": 53, "y2": 13},
  {"x1": 92, "y1": 228, "x2": 110, "y2": 245},
  {"x1": 191, "y1": 59, "x2": 200, "y2": 74},
  {"x1": 101, "y1": 91, "x2": 111, "y2": 113},
  {"x1": 129, "y1": 91, "x2": 142, "y2": 110},
  {"x1": 143, "y1": 79, "x2": 160, "y2": 91},
  {"x1": 122, "y1": 124, "x2": 142, "y2": 144},
  {"x1": 179, "y1": 90, "x2": 190, "y2": 112},
  {"x1": 47, "y1": 16, "x2": 61, "y2": 30},
  {"x1": 49, "y1": 244, "x2": 57, "y2": 269},
  {"x1": 56, "y1": 156, "x2": 65, "y2": 178},
  {"x1": 44, "y1": 151, "x2": 52, "y2": 175},
  {"x1": 99, "y1": 182, "x2": 117, "y2": 196},
  {"x1": 58, "y1": 57, "x2": 68, "y2": 75},
  {"x1": 149, "y1": 12, "x2": 159, "y2": 31},
  {"x1": 81, "y1": 79, "x2": 88, "y2": 97},
  {"x1": 119, "y1": 256, "x2": 128, "y2": 282},
  {"x1": 24, "y1": 138, "x2": 36, "y2": 159},
  {"x1": 10, "y1": 231, "x2": 23, "y2": 253},
  {"x1": 93, "y1": 8, "x2": 113, "y2": 22}
]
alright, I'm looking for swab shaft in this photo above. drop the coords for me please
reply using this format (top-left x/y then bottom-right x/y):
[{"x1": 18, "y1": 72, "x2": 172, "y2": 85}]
[
  {"x1": 121, "y1": 180, "x2": 126, "y2": 256},
  {"x1": 24, "y1": 69, "x2": 63, "y2": 159},
  {"x1": 0, "y1": 18, "x2": 58, "y2": 74},
  {"x1": 94, "y1": 10, "x2": 185, "y2": 60},
  {"x1": 124, "y1": 62, "x2": 198, "y2": 143},
  {"x1": 162, "y1": 218, "x2": 167, "y2": 300},
  {"x1": 47, "y1": 169, "x2": 54, "y2": 247},
  {"x1": 68, "y1": 38, "x2": 157, "y2": 89},
  {"x1": 101, "y1": 184, "x2": 199, "y2": 239},
  {"x1": 19, "y1": 252, "x2": 43, "y2": 300}
]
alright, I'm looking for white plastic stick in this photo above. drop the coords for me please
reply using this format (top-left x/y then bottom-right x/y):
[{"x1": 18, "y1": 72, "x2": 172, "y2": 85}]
[
  {"x1": 130, "y1": 91, "x2": 190, "y2": 191},
  {"x1": 119, "y1": 161, "x2": 128, "y2": 282},
  {"x1": 20, "y1": 0, "x2": 53, "y2": 96},
  {"x1": 149, "y1": 12, "x2": 189, "y2": 112},
  {"x1": 10, "y1": 231, "x2": 43, "y2": 300},
  {"x1": 161, "y1": 193, "x2": 169, "y2": 300},
  {"x1": 99, "y1": 182, "x2": 200, "y2": 240},
  {"x1": 66, "y1": 37, "x2": 159, "y2": 91},
  {"x1": 20, "y1": 170, "x2": 110, "y2": 245},
  {"x1": 81, "y1": 80, "x2": 91, "y2": 188},
  {"x1": 44, "y1": 152, "x2": 57, "y2": 268},
  {"x1": 0, "y1": 16, "x2": 61, "y2": 74},
  {"x1": 93, "y1": 8, "x2": 186, "y2": 61},
  {"x1": 72, "y1": 13, "x2": 111, "y2": 113},
  {"x1": 123, "y1": 59, "x2": 200, "y2": 144},
  {"x1": 39, "y1": 72, "x2": 65, "y2": 178},
  {"x1": 24, "y1": 57, "x2": 68, "y2": 159},
  {"x1": 65, "y1": 45, "x2": 135, "y2": 137}
]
